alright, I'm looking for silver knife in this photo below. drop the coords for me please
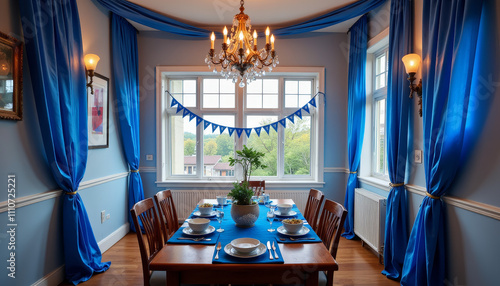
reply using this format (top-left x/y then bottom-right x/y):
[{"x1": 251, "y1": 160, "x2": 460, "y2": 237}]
[
  {"x1": 272, "y1": 241, "x2": 279, "y2": 259},
  {"x1": 266, "y1": 241, "x2": 273, "y2": 260}
]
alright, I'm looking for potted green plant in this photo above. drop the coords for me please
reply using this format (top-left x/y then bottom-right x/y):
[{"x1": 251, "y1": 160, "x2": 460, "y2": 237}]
[{"x1": 227, "y1": 145, "x2": 267, "y2": 227}]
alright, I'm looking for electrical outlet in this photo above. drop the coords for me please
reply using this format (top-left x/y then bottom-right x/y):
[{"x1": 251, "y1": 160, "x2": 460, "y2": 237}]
[
  {"x1": 106, "y1": 214, "x2": 110, "y2": 220},
  {"x1": 146, "y1": 154, "x2": 153, "y2": 161},
  {"x1": 414, "y1": 150, "x2": 423, "y2": 164},
  {"x1": 101, "y1": 211, "x2": 105, "y2": 224}
]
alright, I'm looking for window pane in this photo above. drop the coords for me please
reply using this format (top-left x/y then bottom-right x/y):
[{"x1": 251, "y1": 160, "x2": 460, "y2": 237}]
[
  {"x1": 375, "y1": 98, "x2": 386, "y2": 174},
  {"x1": 203, "y1": 79, "x2": 235, "y2": 108},
  {"x1": 299, "y1": 81, "x2": 312, "y2": 94},
  {"x1": 375, "y1": 73, "x2": 386, "y2": 90},
  {"x1": 203, "y1": 79, "x2": 219, "y2": 93},
  {"x1": 247, "y1": 79, "x2": 262, "y2": 94},
  {"x1": 170, "y1": 79, "x2": 196, "y2": 107},
  {"x1": 285, "y1": 81, "x2": 298, "y2": 94},
  {"x1": 184, "y1": 80, "x2": 196, "y2": 93},
  {"x1": 203, "y1": 93, "x2": 218, "y2": 108},
  {"x1": 263, "y1": 79, "x2": 279, "y2": 94},
  {"x1": 220, "y1": 93, "x2": 235, "y2": 108},
  {"x1": 247, "y1": 79, "x2": 278, "y2": 109},
  {"x1": 247, "y1": 93, "x2": 262, "y2": 108},
  {"x1": 246, "y1": 116, "x2": 278, "y2": 176},
  {"x1": 285, "y1": 116, "x2": 311, "y2": 175},
  {"x1": 170, "y1": 115, "x2": 197, "y2": 175},
  {"x1": 203, "y1": 115, "x2": 235, "y2": 177},
  {"x1": 263, "y1": 94, "x2": 278, "y2": 108},
  {"x1": 286, "y1": 80, "x2": 311, "y2": 108},
  {"x1": 376, "y1": 54, "x2": 386, "y2": 74}
]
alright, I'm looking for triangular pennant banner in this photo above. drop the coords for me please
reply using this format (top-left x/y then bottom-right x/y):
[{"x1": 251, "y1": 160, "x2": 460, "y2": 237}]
[
  {"x1": 279, "y1": 118, "x2": 287, "y2": 128},
  {"x1": 176, "y1": 104, "x2": 184, "y2": 114},
  {"x1": 236, "y1": 128, "x2": 244, "y2": 138},
  {"x1": 287, "y1": 115, "x2": 295, "y2": 124},
  {"x1": 196, "y1": 116, "x2": 203, "y2": 126},
  {"x1": 182, "y1": 108, "x2": 190, "y2": 118},
  {"x1": 244, "y1": 128, "x2": 252, "y2": 138},
  {"x1": 254, "y1": 127, "x2": 262, "y2": 136},
  {"x1": 204, "y1": 120, "x2": 211, "y2": 130},
  {"x1": 302, "y1": 104, "x2": 310, "y2": 114},
  {"x1": 309, "y1": 97, "x2": 316, "y2": 107},
  {"x1": 294, "y1": 109, "x2": 302, "y2": 119},
  {"x1": 263, "y1": 125, "x2": 270, "y2": 135},
  {"x1": 228, "y1": 127, "x2": 235, "y2": 136},
  {"x1": 219, "y1": 126, "x2": 226, "y2": 134},
  {"x1": 271, "y1": 122, "x2": 278, "y2": 132},
  {"x1": 170, "y1": 98, "x2": 179, "y2": 107},
  {"x1": 189, "y1": 112, "x2": 196, "y2": 121},
  {"x1": 212, "y1": 124, "x2": 219, "y2": 133}
]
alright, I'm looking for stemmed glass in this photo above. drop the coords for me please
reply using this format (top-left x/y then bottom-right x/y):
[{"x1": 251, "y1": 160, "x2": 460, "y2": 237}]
[
  {"x1": 216, "y1": 209, "x2": 224, "y2": 232},
  {"x1": 267, "y1": 206, "x2": 276, "y2": 232}
]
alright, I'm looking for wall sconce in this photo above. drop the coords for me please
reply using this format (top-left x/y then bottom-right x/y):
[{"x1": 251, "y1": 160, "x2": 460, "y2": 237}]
[
  {"x1": 402, "y1": 53, "x2": 423, "y2": 117},
  {"x1": 84, "y1": 54, "x2": 100, "y2": 95}
]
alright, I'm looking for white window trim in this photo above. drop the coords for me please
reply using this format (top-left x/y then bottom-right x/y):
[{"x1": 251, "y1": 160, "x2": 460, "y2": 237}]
[{"x1": 155, "y1": 66, "x2": 325, "y2": 189}]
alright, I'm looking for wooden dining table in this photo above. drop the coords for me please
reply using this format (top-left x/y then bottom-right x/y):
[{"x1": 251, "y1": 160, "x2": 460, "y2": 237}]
[{"x1": 150, "y1": 199, "x2": 338, "y2": 285}]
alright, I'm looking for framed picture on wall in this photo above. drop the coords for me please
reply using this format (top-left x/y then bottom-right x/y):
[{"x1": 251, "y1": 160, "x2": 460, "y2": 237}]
[
  {"x1": 87, "y1": 73, "x2": 109, "y2": 149},
  {"x1": 0, "y1": 31, "x2": 23, "y2": 121}
]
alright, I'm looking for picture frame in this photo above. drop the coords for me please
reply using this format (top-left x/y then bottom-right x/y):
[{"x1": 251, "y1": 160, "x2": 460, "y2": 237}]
[
  {"x1": 0, "y1": 31, "x2": 23, "y2": 121},
  {"x1": 87, "y1": 73, "x2": 109, "y2": 149}
]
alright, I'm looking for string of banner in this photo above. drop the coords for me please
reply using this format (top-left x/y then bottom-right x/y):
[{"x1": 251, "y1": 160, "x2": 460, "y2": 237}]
[{"x1": 168, "y1": 91, "x2": 325, "y2": 138}]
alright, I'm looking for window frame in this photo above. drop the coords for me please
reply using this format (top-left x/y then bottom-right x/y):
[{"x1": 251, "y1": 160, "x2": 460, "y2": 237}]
[{"x1": 155, "y1": 66, "x2": 325, "y2": 188}]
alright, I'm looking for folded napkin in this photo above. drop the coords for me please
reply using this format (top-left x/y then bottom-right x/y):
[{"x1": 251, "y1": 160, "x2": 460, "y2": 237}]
[
  {"x1": 212, "y1": 237, "x2": 284, "y2": 264},
  {"x1": 167, "y1": 226, "x2": 220, "y2": 245},
  {"x1": 275, "y1": 224, "x2": 322, "y2": 244}
]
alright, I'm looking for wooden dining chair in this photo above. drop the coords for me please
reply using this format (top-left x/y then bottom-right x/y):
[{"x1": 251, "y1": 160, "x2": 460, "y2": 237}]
[
  {"x1": 154, "y1": 190, "x2": 179, "y2": 244},
  {"x1": 247, "y1": 180, "x2": 265, "y2": 196},
  {"x1": 131, "y1": 198, "x2": 165, "y2": 286},
  {"x1": 303, "y1": 189, "x2": 325, "y2": 230}
]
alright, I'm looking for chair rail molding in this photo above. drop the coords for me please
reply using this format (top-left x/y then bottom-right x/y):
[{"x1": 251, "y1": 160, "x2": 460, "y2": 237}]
[
  {"x1": 0, "y1": 172, "x2": 129, "y2": 213},
  {"x1": 324, "y1": 167, "x2": 349, "y2": 173}
]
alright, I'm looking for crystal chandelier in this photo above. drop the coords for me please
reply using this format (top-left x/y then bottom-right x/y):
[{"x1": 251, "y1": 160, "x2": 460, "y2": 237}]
[{"x1": 205, "y1": 0, "x2": 279, "y2": 87}]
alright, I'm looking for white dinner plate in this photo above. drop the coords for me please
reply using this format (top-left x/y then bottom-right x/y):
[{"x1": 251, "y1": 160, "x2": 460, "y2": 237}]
[
  {"x1": 277, "y1": 225, "x2": 310, "y2": 236},
  {"x1": 224, "y1": 242, "x2": 267, "y2": 258},
  {"x1": 182, "y1": 225, "x2": 215, "y2": 236},
  {"x1": 274, "y1": 210, "x2": 297, "y2": 217},
  {"x1": 193, "y1": 211, "x2": 217, "y2": 218}
]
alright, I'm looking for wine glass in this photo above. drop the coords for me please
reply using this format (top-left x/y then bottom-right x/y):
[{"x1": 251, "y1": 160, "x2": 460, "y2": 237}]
[
  {"x1": 216, "y1": 209, "x2": 224, "y2": 232},
  {"x1": 267, "y1": 208, "x2": 276, "y2": 232}
]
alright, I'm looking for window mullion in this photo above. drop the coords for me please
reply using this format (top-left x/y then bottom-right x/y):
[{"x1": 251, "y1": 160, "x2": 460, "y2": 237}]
[{"x1": 196, "y1": 76, "x2": 203, "y2": 179}]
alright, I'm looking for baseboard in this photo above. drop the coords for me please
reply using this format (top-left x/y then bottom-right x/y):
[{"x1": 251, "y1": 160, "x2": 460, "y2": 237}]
[{"x1": 31, "y1": 223, "x2": 130, "y2": 286}]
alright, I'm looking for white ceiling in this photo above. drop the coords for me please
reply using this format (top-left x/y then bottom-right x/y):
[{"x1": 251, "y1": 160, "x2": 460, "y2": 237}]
[{"x1": 127, "y1": 0, "x2": 360, "y2": 33}]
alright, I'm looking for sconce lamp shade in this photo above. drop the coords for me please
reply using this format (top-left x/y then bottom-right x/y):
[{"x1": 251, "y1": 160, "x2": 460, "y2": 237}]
[
  {"x1": 84, "y1": 54, "x2": 100, "y2": 71},
  {"x1": 402, "y1": 53, "x2": 421, "y2": 74}
]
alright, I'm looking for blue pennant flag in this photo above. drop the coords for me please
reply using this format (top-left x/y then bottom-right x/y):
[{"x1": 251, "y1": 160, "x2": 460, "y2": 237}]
[
  {"x1": 176, "y1": 104, "x2": 184, "y2": 114},
  {"x1": 212, "y1": 123, "x2": 219, "y2": 133},
  {"x1": 309, "y1": 97, "x2": 316, "y2": 107},
  {"x1": 263, "y1": 125, "x2": 270, "y2": 135},
  {"x1": 244, "y1": 128, "x2": 252, "y2": 138},
  {"x1": 195, "y1": 116, "x2": 203, "y2": 126},
  {"x1": 254, "y1": 127, "x2": 262, "y2": 136},
  {"x1": 302, "y1": 104, "x2": 310, "y2": 114},
  {"x1": 271, "y1": 122, "x2": 278, "y2": 132},
  {"x1": 236, "y1": 128, "x2": 244, "y2": 138},
  {"x1": 182, "y1": 108, "x2": 190, "y2": 118},
  {"x1": 228, "y1": 127, "x2": 235, "y2": 136},
  {"x1": 170, "y1": 98, "x2": 179, "y2": 107},
  {"x1": 279, "y1": 118, "x2": 287, "y2": 128},
  {"x1": 204, "y1": 120, "x2": 211, "y2": 130},
  {"x1": 294, "y1": 109, "x2": 302, "y2": 119},
  {"x1": 287, "y1": 115, "x2": 295, "y2": 124},
  {"x1": 219, "y1": 126, "x2": 226, "y2": 134},
  {"x1": 189, "y1": 112, "x2": 196, "y2": 121}
]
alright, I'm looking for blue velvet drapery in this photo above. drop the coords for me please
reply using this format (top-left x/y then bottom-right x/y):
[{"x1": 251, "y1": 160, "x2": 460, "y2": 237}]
[
  {"x1": 401, "y1": 0, "x2": 485, "y2": 284},
  {"x1": 342, "y1": 15, "x2": 367, "y2": 239},
  {"x1": 111, "y1": 14, "x2": 145, "y2": 233},
  {"x1": 19, "y1": 0, "x2": 110, "y2": 284},
  {"x1": 381, "y1": 0, "x2": 412, "y2": 280},
  {"x1": 94, "y1": 0, "x2": 386, "y2": 37}
]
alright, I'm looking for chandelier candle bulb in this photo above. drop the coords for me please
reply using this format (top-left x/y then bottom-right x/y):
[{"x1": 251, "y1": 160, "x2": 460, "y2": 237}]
[
  {"x1": 223, "y1": 26, "x2": 228, "y2": 43},
  {"x1": 253, "y1": 30, "x2": 257, "y2": 49},
  {"x1": 271, "y1": 35, "x2": 275, "y2": 51},
  {"x1": 211, "y1": 32, "x2": 215, "y2": 49},
  {"x1": 266, "y1": 27, "x2": 270, "y2": 44}
]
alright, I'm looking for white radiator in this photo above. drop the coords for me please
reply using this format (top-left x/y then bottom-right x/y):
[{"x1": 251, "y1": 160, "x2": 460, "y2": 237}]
[
  {"x1": 354, "y1": 188, "x2": 386, "y2": 257},
  {"x1": 171, "y1": 190, "x2": 309, "y2": 221}
]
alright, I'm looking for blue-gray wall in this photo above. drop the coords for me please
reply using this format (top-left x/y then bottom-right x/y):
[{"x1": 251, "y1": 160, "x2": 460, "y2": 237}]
[
  {"x1": 363, "y1": 0, "x2": 500, "y2": 285},
  {"x1": 136, "y1": 31, "x2": 350, "y2": 204},
  {"x1": 0, "y1": 0, "x2": 129, "y2": 285}
]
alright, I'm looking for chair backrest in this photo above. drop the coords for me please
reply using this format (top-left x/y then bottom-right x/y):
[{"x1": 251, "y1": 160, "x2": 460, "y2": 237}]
[
  {"x1": 154, "y1": 190, "x2": 179, "y2": 244},
  {"x1": 130, "y1": 198, "x2": 163, "y2": 286},
  {"x1": 303, "y1": 188, "x2": 325, "y2": 230},
  {"x1": 316, "y1": 199, "x2": 347, "y2": 259},
  {"x1": 247, "y1": 180, "x2": 265, "y2": 196}
]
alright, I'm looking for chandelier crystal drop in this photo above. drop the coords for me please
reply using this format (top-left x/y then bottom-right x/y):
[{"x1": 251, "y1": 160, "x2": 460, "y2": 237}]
[{"x1": 205, "y1": 0, "x2": 279, "y2": 87}]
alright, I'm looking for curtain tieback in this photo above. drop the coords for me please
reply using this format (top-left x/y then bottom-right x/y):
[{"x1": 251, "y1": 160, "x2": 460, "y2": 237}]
[
  {"x1": 425, "y1": 192, "x2": 441, "y2": 200},
  {"x1": 389, "y1": 182, "x2": 405, "y2": 188},
  {"x1": 348, "y1": 170, "x2": 357, "y2": 174},
  {"x1": 130, "y1": 169, "x2": 139, "y2": 173},
  {"x1": 66, "y1": 191, "x2": 78, "y2": 195}
]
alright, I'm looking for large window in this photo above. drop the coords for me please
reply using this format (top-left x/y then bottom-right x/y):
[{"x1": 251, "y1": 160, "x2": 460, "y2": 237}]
[
  {"x1": 372, "y1": 49, "x2": 389, "y2": 179},
  {"x1": 157, "y1": 67, "x2": 324, "y2": 185}
]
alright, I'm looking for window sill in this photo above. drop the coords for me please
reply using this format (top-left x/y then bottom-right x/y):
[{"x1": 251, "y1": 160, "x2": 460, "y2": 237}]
[
  {"x1": 155, "y1": 180, "x2": 325, "y2": 189},
  {"x1": 357, "y1": 176, "x2": 390, "y2": 192}
]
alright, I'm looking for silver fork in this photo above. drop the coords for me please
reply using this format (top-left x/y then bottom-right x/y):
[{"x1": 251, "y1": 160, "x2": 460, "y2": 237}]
[
  {"x1": 215, "y1": 242, "x2": 222, "y2": 260},
  {"x1": 177, "y1": 237, "x2": 208, "y2": 241}
]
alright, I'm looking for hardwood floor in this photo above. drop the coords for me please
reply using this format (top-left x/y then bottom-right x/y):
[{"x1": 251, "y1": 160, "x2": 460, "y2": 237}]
[{"x1": 59, "y1": 234, "x2": 399, "y2": 286}]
